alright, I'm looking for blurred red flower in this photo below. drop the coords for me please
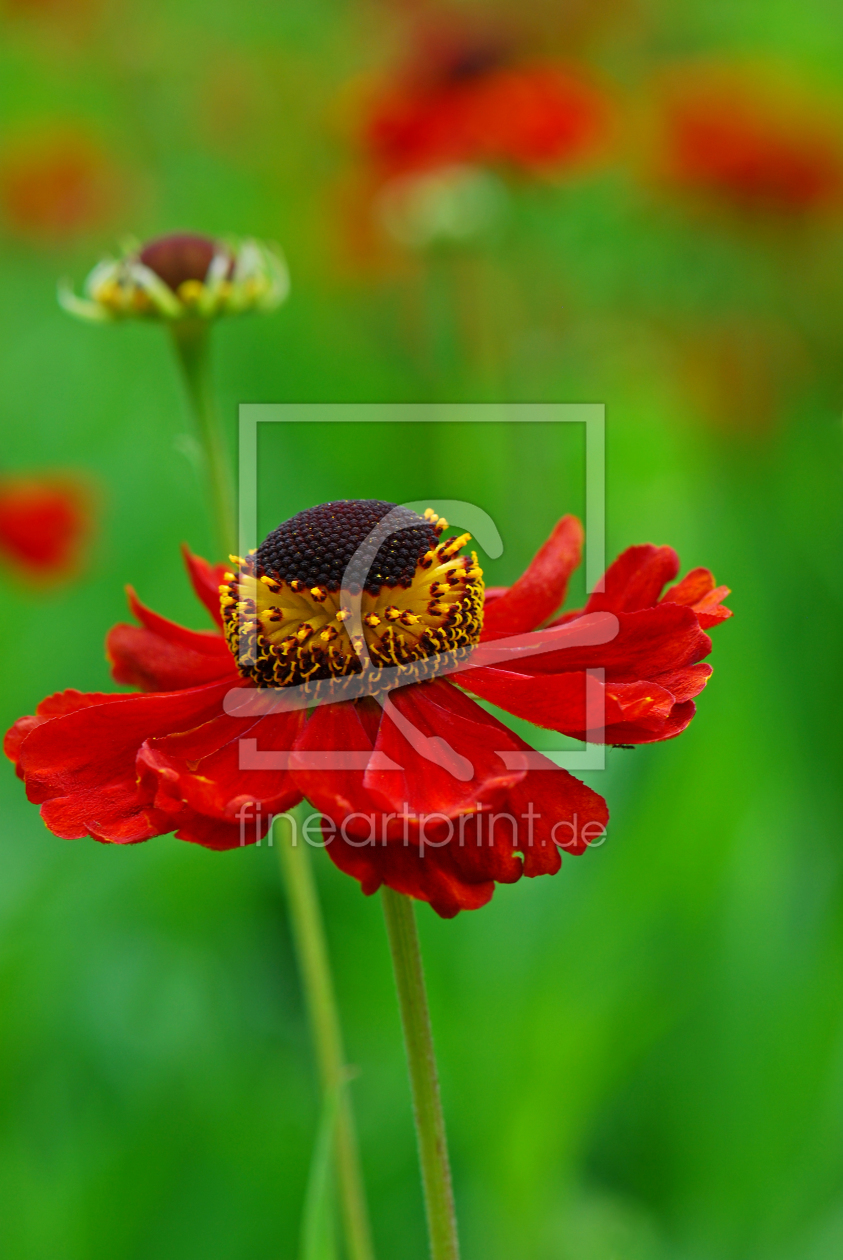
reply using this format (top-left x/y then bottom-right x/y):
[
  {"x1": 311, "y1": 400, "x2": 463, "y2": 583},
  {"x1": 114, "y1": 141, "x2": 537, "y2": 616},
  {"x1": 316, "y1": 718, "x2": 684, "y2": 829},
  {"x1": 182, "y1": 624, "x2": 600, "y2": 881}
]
[
  {"x1": 5, "y1": 508, "x2": 729, "y2": 917},
  {"x1": 0, "y1": 475, "x2": 91, "y2": 581},
  {"x1": 361, "y1": 21, "x2": 611, "y2": 180},
  {"x1": 0, "y1": 128, "x2": 117, "y2": 241},
  {"x1": 657, "y1": 66, "x2": 843, "y2": 216}
]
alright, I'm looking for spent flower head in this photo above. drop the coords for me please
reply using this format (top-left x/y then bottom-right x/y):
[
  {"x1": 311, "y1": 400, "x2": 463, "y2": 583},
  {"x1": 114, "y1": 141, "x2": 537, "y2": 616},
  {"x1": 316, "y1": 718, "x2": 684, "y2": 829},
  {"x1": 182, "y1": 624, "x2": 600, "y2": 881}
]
[{"x1": 59, "y1": 231, "x2": 289, "y2": 323}]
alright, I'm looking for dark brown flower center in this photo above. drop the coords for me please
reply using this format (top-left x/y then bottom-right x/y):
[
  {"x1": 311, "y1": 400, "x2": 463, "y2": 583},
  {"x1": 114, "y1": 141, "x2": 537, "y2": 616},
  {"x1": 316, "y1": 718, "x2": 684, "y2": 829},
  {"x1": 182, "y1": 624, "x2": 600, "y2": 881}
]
[
  {"x1": 253, "y1": 499, "x2": 441, "y2": 595},
  {"x1": 139, "y1": 233, "x2": 224, "y2": 292},
  {"x1": 221, "y1": 500, "x2": 485, "y2": 690}
]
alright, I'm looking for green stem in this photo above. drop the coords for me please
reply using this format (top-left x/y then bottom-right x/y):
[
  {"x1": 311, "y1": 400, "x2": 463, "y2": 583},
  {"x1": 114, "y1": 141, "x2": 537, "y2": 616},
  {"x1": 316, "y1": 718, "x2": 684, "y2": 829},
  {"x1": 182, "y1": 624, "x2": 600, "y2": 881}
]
[
  {"x1": 276, "y1": 812, "x2": 376, "y2": 1260},
  {"x1": 381, "y1": 887, "x2": 460, "y2": 1260},
  {"x1": 167, "y1": 323, "x2": 374, "y2": 1259},
  {"x1": 170, "y1": 320, "x2": 238, "y2": 557}
]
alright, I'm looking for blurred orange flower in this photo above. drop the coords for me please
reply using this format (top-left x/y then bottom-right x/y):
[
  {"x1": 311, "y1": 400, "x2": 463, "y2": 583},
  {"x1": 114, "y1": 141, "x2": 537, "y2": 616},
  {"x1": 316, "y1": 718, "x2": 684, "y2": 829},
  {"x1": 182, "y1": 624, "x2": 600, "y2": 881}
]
[
  {"x1": 0, "y1": 475, "x2": 92, "y2": 582},
  {"x1": 0, "y1": 127, "x2": 118, "y2": 242},
  {"x1": 657, "y1": 65, "x2": 843, "y2": 216}
]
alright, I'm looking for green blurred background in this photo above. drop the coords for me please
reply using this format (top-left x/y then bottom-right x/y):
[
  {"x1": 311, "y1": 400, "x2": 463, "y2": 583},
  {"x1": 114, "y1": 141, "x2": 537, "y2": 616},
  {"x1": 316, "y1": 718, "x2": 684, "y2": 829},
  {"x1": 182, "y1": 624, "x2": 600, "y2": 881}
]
[{"x1": 1, "y1": 1, "x2": 842, "y2": 1257}]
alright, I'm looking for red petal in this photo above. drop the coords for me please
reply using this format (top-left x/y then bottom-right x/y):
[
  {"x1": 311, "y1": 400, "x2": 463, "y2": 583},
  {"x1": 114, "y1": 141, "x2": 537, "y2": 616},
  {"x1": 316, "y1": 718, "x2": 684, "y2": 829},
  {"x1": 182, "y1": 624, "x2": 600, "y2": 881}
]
[
  {"x1": 660, "y1": 567, "x2": 715, "y2": 606},
  {"x1": 123, "y1": 587, "x2": 226, "y2": 652},
  {"x1": 107, "y1": 623, "x2": 235, "y2": 692},
  {"x1": 660, "y1": 566, "x2": 732, "y2": 628},
  {"x1": 458, "y1": 666, "x2": 594, "y2": 734},
  {"x1": 446, "y1": 813, "x2": 525, "y2": 886},
  {"x1": 458, "y1": 667, "x2": 680, "y2": 740},
  {"x1": 17, "y1": 681, "x2": 233, "y2": 843},
  {"x1": 603, "y1": 700, "x2": 697, "y2": 745},
  {"x1": 483, "y1": 586, "x2": 509, "y2": 605},
  {"x1": 322, "y1": 730, "x2": 609, "y2": 914},
  {"x1": 585, "y1": 544, "x2": 680, "y2": 614},
  {"x1": 693, "y1": 589, "x2": 732, "y2": 629},
  {"x1": 651, "y1": 663, "x2": 712, "y2": 703},
  {"x1": 502, "y1": 743, "x2": 609, "y2": 867},
  {"x1": 138, "y1": 709, "x2": 304, "y2": 823},
  {"x1": 4, "y1": 689, "x2": 125, "y2": 776},
  {"x1": 325, "y1": 825, "x2": 498, "y2": 919},
  {"x1": 106, "y1": 586, "x2": 235, "y2": 693},
  {"x1": 605, "y1": 680, "x2": 676, "y2": 730},
  {"x1": 481, "y1": 515, "x2": 583, "y2": 637},
  {"x1": 172, "y1": 808, "x2": 265, "y2": 851},
  {"x1": 182, "y1": 545, "x2": 228, "y2": 629},
  {"x1": 499, "y1": 605, "x2": 712, "y2": 679},
  {"x1": 364, "y1": 679, "x2": 525, "y2": 818},
  {"x1": 291, "y1": 700, "x2": 384, "y2": 821}
]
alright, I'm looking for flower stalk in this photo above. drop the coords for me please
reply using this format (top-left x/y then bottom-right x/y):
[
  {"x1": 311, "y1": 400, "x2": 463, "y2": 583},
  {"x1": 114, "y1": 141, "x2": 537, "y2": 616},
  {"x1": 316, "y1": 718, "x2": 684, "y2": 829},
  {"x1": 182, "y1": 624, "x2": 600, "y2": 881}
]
[
  {"x1": 170, "y1": 320, "x2": 238, "y2": 557},
  {"x1": 169, "y1": 310, "x2": 374, "y2": 1260},
  {"x1": 276, "y1": 811, "x2": 375, "y2": 1260},
  {"x1": 381, "y1": 886, "x2": 460, "y2": 1260}
]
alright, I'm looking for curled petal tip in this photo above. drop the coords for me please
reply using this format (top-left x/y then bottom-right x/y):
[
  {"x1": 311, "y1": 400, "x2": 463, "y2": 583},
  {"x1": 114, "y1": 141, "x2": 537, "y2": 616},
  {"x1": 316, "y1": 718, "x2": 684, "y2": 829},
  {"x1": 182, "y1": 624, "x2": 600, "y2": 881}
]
[{"x1": 57, "y1": 280, "x2": 114, "y2": 323}]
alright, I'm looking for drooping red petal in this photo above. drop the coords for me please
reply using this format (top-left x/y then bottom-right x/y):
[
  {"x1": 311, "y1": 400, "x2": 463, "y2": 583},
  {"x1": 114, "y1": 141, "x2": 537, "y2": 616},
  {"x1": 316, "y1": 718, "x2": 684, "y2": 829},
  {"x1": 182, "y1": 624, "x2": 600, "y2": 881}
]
[
  {"x1": 651, "y1": 663, "x2": 712, "y2": 703},
  {"x1": 107, "y1": 624, "x2": 235, "y2": 692},
  {"x1": 445, "y1": 815, "x2": 525, "y2": 886},
  {"x1": 604, "y1": 680, "x2": 676, "y2": 730},
  {"x1": 481, "y1": 515, "x2": 583, "y2": 637},
  {"x1": 106, "y1": 586, "x2": 235, "y2": 692},
  {"x1": 4, "y1": 689, "x2": 126, "y2": 777},
  {"x1": 172, "y1": 808, "x2": 259, "y2": 852},
  {"x1": 690, "y1": 587, "x2": 732, "y2": 629},
  {"x1": 585, "y1": 544, "x2": 680, "y2": 614},
  {"x1": 603, "y1": 700, "x2": 697, "y2": 745},
  {"x1": 322, "y1": 720, "x2": 609, "y2": 915},
  {"x1": 138, "y1": 709, "x2": 304, "y2": 826},
  {"x1": 502, "y1": 741, "x2": 609, "y2": 867},
  {"x1": 122, "y1": 587, "x2": 223, "y2": 652},
  {"x1": 506, "y1": 605, "x2": 712, "y2": 680},
  {"x1": 291, "y1": 683, "x2": 527, "y2": 828},
  {"x1": 364, "y1": 679, "x2": 525, "y2": 818},
  {"x1": 458, "y1": 666, "x2": 591, "y2": 733},
  {"x1": 182, "y1": 545, "x2": 228, "y2": 629},
  {"x1": 324, "y1": 825, "x2": 498, "y2": 919},
  {"x1": 457, "y1": 665, "x2": 680, "y2": 740},
  {"x1": 659, "y1": 567, "x2": 715, "y2": 606},
  {"x1": 290, "y1": 700, "x2": 385, "y2": 822},
  {"x1": 659, "y1": 567, "x2": 732, "y2": 628},
  {"x1": 16, "y1": 681, "x2": 233, "y2": 843}
]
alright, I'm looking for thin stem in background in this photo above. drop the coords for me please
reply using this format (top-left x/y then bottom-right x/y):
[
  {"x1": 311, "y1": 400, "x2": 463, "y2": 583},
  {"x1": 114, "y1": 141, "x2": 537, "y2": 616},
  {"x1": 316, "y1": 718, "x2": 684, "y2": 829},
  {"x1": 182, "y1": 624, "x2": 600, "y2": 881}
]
[
  {"x1": 276, "y1": 812, "x2": 376, "y2": 1260},
  {"x1": 168, "y1": 324, "x2": 375, "y2": 1259},
  {"x1": 170, "y1": 320, "x2": 238, "y2": 557},
  {"x1": 381, "y1": 886, "x2": 460, "y2": 1260}
]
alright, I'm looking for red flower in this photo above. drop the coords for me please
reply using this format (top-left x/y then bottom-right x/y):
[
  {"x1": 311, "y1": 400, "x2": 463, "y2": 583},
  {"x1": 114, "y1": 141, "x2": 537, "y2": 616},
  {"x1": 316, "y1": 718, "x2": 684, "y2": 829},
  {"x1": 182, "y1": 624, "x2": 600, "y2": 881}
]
[
  {"x1": 657, "y1": 66, "x2": 843, "y2": 216},
  {"x1": 361, "y1": 24, "x2": 610, "y2": 180},
  {"x1": 366, "y1": 67, "x2": 609, "y2": 179},
  {"x1": 4, "y1": 503, "x2": 730, "y2": 918},
  {"x1": 0, "y1": 474, "x2": 91, "y2": 581}
]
